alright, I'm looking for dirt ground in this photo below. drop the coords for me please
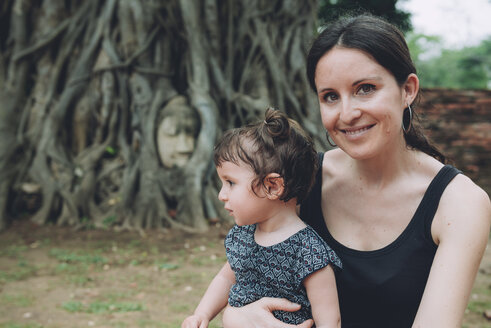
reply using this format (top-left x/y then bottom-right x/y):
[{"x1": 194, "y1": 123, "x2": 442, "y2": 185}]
[{"x1": 0, "y1": 220, "x2": 490, "y2": 328}]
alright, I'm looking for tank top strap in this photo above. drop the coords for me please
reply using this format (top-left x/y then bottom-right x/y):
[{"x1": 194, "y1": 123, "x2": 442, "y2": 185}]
[{"x1": 418, "y1": 165, "x2": 461, "y2": 242}]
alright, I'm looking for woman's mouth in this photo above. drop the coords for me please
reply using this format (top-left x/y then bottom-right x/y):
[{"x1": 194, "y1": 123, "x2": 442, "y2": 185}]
[{"x1": 341, "y1": 124, "x2": 375, "y2": 136}]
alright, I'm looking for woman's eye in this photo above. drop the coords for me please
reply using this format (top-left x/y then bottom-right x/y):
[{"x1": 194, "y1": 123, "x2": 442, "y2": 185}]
[
  {"x1": 357, "y1": 84, "x2": 375, "y2": 95},
  {"x1": 322, "y1": 92, "x2": 338, "y2": 103}
]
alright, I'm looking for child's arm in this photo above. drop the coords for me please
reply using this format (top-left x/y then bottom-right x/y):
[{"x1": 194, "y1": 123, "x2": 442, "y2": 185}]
[
  {"x1": 304, "y1": 265, "x2": 341, "y2": 328},
  {"x1": 182, "y1": 262, "x2": 236, "y2": 328}
]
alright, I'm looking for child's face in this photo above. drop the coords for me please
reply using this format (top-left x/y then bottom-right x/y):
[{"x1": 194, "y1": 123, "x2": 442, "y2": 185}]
[{"x1": 216, "y1": 161, "x2": 272, "y2": 226}]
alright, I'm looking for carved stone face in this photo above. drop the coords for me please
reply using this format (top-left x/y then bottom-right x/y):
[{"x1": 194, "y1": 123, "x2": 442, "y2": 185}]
[{"x1": 156, "y1": 96, "x2": 199, "y2": 169}]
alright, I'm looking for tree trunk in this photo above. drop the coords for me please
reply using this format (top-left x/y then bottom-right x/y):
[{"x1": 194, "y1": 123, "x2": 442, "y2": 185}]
[{"x1": 0, "y1": 0, "x2": 325, "y2": 231}]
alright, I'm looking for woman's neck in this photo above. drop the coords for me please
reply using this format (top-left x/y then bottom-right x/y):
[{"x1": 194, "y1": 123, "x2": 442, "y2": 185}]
[{"x1": 350, "y1": 141, "x2": 421, "y2": 189}]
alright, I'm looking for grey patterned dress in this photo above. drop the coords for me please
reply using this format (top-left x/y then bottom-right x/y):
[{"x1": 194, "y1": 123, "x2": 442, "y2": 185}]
[{"x1": 225, "y1": 224, "x2": 342, "y2": 325}]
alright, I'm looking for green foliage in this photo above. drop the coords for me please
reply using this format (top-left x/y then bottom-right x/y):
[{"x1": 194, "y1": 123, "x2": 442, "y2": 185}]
[
  {"x1": 407, "y1": 33, "x2": 491, "y2": 89},
  {"x1": 105, "y1": 146, "x2": 117, "y2": 155},
  {"x1": 405, "y1": 32, "x2": 442, "y2": 62},
  {"x1": 318, "y1": 0, "x2": 412, "y2": 32}
]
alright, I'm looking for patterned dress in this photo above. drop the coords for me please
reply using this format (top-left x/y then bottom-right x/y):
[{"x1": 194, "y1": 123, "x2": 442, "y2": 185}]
[{"x1": 225, "y1": 224, "x2": 342, "y2": 325}]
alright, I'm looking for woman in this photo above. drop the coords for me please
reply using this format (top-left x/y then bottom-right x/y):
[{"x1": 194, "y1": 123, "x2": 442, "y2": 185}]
[{"x1": 221, "y1": 14, "x2": 491, "y2": 328}]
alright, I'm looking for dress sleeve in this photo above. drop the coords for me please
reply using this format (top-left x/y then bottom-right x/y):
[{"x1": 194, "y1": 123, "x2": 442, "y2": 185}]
[{"x1": 296, "y1": 227, "x2": 342, "y2": 283}]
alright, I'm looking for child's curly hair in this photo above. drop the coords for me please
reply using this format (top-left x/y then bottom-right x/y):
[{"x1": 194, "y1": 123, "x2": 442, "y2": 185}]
[{"x1": 214, "y1": 108, "x2": 318, "y2": 204}]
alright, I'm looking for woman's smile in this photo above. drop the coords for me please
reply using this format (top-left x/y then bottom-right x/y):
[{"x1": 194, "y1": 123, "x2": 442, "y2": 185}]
[{"x1": 340, "y1": 124, "x2": 376, "y2": 137}]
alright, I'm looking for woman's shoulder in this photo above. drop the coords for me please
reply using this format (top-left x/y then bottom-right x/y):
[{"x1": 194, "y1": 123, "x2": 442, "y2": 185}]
[
  {"x1": 405, "y1": 155, "x2": 489, "y2": 219},
  {"x1": 441, "y1": 172, "x2": 490, "y2": 215},
  {"x1": 322, "y1": 148, "x2": 347, "y2": 162},
  {"x1": 435, "y1": 167, "x2": 491, "y2": 240},
  {"x1": 322, "y1": 149, "x2": 350, "y2": 177}
]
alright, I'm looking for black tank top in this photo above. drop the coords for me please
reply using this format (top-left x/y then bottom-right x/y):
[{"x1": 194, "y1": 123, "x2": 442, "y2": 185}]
[{"x1": 300, "y1": 153, "x2": 461, "y2": 328}]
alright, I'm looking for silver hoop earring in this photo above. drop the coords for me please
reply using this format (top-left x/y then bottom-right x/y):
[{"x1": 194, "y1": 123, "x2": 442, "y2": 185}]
[
  {"x1": 326, "y1": 131, "x2": 337, "y2": 148},
  {"x1": 402, "y1": 104, "x2": 413, "y2": 134}
]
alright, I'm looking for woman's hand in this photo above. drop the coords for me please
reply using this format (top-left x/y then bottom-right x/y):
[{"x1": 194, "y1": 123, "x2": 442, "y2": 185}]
[{"x1": 222, "y1": 297, "x2": 314, "y2": 328}]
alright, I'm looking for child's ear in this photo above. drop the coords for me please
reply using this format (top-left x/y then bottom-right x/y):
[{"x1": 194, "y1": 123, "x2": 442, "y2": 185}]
[{"x1": 263, "y1": 173, "x2": 284, "y2": 200}]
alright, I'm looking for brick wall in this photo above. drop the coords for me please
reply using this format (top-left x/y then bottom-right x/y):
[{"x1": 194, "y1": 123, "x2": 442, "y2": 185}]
[{"x1": 418, "y1": 88, "x2": 491, "y2": 195}]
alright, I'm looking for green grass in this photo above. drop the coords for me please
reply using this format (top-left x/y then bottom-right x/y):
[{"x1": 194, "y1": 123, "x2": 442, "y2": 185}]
[
  {"x1": 466, "y1": 286, "x2": 491, "y2": 316},
  {"x1": 49, "y1": 248, "x2": 109, "y2": 286},
  {"x1": 67, "y1": 274, "x2": 94, "y2": 286},
  {"x1": 153, "y1": 320, "x2": 223, "y2": 328},
  {"x1": 0, "y1": 324, "x2": 44, "y2": 328},
  {"x1": 0, "y1": 293, "x2": 34, "y2": 307},
  {"x1": 156, "y1": 262, "x2": 179, "y2": 270},
  {"x1": 101, "y1": 290, "x2": 136, "y2": 302},
  {"x1": 108, "y1": 322, "x2": 129, "y2": 328},
  {"x1": 49, "y1": 248, "x2": 107, "y2": 265},
  {"x1": 61, "y1": 300, "x2": 144, "y2": 314},
  {"x1": 0, "y1": 245, "x2": 28, "y2": 258},
  {"x1": 169, "y1": 302, "x2": 191, "y2": 313},
  {"x1": 137, "y1": 319, "x2": 172, "y2": 328},
  {"x1": 0, "y1": 260, "x2": 38, "y2": 284},
  {"x1": 467, "y1": 300, "x2": 490, "y2": 313}
]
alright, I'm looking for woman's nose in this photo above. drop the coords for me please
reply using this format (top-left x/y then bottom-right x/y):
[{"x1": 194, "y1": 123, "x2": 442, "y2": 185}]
[{"x1": 339, "y1": 100, "x2": 361, "y2": 124}]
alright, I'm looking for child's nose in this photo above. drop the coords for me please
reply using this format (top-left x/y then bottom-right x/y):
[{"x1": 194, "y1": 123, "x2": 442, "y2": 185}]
[{"x1": 218, "y1": 187, "x2": 227, "y2": 202}]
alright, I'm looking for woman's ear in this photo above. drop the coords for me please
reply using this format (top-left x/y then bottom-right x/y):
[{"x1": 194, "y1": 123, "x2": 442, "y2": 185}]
[
  {"x1": 263, "y1": 173, "x2": 284, "y2": 200},
  {"x1": 404, "y1": 73, "x2": 419, "y2": 105}
]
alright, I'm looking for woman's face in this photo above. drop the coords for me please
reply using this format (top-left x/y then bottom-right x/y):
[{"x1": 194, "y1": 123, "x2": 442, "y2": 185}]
[{"x1": 314, "y1": 47, "x2": 416, "y2": 160}]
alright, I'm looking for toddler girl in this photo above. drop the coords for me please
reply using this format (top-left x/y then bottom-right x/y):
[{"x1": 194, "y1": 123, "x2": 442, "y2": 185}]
[{"x1": 182, "y1": 108, "x2": 341, "y2": 328}]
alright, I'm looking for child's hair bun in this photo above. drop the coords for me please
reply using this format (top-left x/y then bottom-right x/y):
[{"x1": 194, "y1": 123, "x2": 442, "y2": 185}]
[{"x1": 263, "y1": 107, "x2": 290, "y2": 139}]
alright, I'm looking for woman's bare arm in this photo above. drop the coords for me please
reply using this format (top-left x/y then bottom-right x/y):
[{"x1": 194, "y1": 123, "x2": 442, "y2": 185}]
[{"x1": 412, "y1": 175, "x2": 491, "y2": 327}]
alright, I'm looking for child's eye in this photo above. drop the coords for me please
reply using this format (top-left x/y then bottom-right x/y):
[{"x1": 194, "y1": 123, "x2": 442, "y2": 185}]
[
  {"x1": 357, "y1": 84, "x2": 375, "y2": 95},
  {"x1": 321, "y1": 92, "x2": 338, "y2": 103},
  {"x1": 227, "y1": 180, "x2": 235, "y2": 186}
]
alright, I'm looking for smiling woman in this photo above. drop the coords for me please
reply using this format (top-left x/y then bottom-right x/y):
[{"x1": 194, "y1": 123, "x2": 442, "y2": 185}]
[
  {"x1": 221, "y1": 14, "x2": 491, "y2": 328},
  {"x1": 314, "y1": 47, "x2": 417, "y2": 160}
]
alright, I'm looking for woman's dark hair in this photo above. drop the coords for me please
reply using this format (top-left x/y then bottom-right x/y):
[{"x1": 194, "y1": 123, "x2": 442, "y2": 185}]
[
  {"x1": 306, "y1": 14, "x2": 446, "y2": 163},
  {"x1": 214, "y1": 108, "x2": 318, "y2": 204}
]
